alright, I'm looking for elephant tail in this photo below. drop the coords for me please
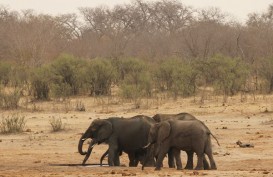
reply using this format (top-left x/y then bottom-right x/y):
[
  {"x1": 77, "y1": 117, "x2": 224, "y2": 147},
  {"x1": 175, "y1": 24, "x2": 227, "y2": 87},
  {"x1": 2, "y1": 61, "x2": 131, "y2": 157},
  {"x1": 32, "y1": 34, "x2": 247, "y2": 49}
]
[{"x1": 210, "y1": 133, "x2": 220, "y2": 146}]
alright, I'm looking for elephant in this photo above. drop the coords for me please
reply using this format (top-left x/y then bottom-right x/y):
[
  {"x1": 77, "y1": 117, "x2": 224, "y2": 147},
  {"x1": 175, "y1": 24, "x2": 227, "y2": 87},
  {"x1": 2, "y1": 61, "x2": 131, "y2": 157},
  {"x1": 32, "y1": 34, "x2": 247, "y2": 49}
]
[
  {"x1": 151, "y1": 113, "x2": 219, "y2": 170},
  {"x1": 78, "y1": 115, "x2": 156, "y2": 167},
  {"x1": 143, "y1": 120, "x2": 217, "y2": 171},
  {"x1": 99, "y1": 148, "x2": 149, "y2": 166}
]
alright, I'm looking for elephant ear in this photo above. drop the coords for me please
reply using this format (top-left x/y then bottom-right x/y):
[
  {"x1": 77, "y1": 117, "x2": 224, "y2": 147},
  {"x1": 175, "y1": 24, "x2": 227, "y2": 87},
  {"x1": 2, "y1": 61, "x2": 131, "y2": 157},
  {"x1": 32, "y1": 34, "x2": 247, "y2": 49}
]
[
  {"x1": 157, "y1": 121, "x2": 171, "y2": 144},
  {"x1": 97, "y1": 119, "x2": 113, "y2": 142}
]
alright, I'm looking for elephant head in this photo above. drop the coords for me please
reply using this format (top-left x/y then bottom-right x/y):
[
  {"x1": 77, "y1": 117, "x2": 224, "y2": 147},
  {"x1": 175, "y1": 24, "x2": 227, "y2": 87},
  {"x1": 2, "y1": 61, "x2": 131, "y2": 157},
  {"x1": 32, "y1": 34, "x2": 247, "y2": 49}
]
[
  {"x1": 78, "y1": 119, "x2": 113, "y2": 156},
  {"x1": 144, "y1": 121, "x2": 171, "y2": 148},
  {"x1": 142, "y1": 121, "x2": 171, "y2": 170}
]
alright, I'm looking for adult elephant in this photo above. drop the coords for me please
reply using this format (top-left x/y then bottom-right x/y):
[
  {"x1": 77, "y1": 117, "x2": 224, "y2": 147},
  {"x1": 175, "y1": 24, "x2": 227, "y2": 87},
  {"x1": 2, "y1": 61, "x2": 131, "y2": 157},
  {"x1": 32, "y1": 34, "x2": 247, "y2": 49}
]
[
  {"x1": 143, "y1": 120, "x2": 217, "y2": 171},
  {"x1": 151, "y1": 113, "x2": 219, "y2": 170},
  {"x1": 78, "y1": 115, "x2": 155, "y2": 166}
]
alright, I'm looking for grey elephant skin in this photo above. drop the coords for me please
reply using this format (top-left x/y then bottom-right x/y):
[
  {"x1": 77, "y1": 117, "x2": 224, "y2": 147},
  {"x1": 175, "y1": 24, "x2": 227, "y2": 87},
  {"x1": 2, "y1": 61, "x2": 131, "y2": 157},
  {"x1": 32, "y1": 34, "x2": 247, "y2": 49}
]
[
  {"x1": 78, "y1": 115, "x2": 155, "y2": 166},
  {"x1": 151, "y1": 113, "x2": 219, "y2": 170},
  {"x1": 99, "y1": 148, "x2": 148, "y2": 166},
  {"x1": 145, "y1": 119, "x2": 217, "y2": 171}
]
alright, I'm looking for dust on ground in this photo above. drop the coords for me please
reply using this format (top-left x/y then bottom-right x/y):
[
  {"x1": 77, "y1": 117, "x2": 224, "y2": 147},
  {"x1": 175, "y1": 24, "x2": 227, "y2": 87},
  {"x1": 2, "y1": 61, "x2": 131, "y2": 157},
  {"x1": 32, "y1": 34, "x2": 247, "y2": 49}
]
[{"x1": 0, "y1": 94, "x2": 273, "y2": 177}]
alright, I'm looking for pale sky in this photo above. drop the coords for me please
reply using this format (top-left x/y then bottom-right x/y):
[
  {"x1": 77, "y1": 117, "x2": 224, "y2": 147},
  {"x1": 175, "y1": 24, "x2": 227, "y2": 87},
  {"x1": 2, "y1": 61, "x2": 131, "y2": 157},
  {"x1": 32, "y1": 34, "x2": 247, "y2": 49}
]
[{"x1": 0, "y1": 0, "x2": 272, "y2": 22}]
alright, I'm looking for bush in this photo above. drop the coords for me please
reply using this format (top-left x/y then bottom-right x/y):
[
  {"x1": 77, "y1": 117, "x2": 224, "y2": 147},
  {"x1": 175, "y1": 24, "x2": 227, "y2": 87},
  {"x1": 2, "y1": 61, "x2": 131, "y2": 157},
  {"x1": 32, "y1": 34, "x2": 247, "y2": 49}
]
[
  {"x1": 49, "y1": 54, "x2": 86, "y2": 98},
  {"x1": 85, "y1": 58, "x2": 116, "y2": 96},
  {"x1": 0, "y1": 89, "x2": 21, "y2": 109},
  {"x1": 0, "y1": 61, "x2": 12, "y2": 86},
  {"x1": 258, "y1": 57, "x2": 273, "y2": 93},
  {"x1": 49, "y1": 117, "x2": 65, "y2": 132},
  {"x1": 9, "y1": 66, "x2": 29, "y2": 88},
  {"x1": 197, "y1": 55, "x2": 249, "y2": 97},
  {"x1": 30, "y1": 67, "x2": 50, "y2": 100},
  {"x1": 119, "y1": 58, "x2": 152, "y2": 101},
  {"x1": 154, "y1": 59, "x2": 197, "y2": 98},
  {"x1": 0, "y1": 114, "x2": 26, "y2": 134}
]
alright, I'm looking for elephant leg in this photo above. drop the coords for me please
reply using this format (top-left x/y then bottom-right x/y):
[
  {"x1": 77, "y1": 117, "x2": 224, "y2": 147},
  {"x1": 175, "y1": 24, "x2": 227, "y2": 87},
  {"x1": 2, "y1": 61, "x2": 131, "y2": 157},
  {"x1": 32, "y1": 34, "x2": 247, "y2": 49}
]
[
  {"x1": 155, "y1": 148, "x2": 169, "y2": 171},
  {"x1": 108, "y1": 144, "x2": 118, "y2": 166},
  {"x1": 173, "y1": 148, "x2": 182, "y2": 170},
  {"x1": 203, "y1": 155, "x2": 210, "y2": 170},
  {"x1": 205, "y1": 142, "x2": 217, "y2": 170},
  {"x1": 134, "y1": 151, "x2": 143, "y2": 167},
  {"x1": 128, "y1": 152, "x2": 136, "y2": 167},
  {"x1": 184, "y1": 151, "x2": 194, "y2": 169},
  {"x1": 168, "y1": 148, "x2": 175, "y2": 168},
  {"x1": 114, "y1": 151, "x2": 120, "y2": 166},
  {"x1": 195, "y1": 152, "x2": 204, "y2": 170}
]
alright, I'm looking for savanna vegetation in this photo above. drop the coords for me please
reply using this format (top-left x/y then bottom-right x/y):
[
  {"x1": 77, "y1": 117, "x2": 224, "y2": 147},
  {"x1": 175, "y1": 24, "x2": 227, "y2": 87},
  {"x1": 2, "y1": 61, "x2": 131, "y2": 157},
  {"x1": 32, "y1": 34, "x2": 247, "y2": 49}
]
[{"x1": 0, "y1": 0, "x2": 273, "y2": 109}]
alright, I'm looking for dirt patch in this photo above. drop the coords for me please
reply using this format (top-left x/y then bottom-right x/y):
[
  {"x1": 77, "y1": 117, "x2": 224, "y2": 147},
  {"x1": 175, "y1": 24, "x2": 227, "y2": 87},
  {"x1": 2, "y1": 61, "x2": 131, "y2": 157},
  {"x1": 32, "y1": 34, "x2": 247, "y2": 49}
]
[{"x1": 0, "y1": 95, "x2": 273, "y2": 177}]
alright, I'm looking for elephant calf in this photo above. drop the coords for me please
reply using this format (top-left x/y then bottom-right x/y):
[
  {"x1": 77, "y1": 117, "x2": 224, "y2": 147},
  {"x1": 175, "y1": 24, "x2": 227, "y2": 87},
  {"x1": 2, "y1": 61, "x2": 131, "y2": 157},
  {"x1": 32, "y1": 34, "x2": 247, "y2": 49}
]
[{"x1": 143, "y1": 120, "x2": 217, "y2": 171}]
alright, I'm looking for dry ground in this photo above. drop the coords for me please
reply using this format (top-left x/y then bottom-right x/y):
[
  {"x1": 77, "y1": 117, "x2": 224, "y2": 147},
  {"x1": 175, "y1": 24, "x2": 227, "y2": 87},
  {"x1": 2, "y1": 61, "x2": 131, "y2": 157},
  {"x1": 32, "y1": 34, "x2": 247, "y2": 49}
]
[{"x1": 0, "y1": 94, "x2": 273, "y2": 177}]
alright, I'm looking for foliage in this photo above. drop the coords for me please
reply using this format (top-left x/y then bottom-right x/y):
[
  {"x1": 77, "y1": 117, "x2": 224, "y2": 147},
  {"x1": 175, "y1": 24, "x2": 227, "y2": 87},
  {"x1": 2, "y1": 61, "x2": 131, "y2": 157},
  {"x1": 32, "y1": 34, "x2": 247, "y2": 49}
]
[
  {"x1": 84, "y1": 58, "x2": 116, "y2": 96},
  {"x1": 258, "y1": 57, "x2": 273, "y2": 93},
  {"x1": 49, "y1": 54, "x2": 86, "y2": 98},
  {"x1": 30, "y1": 66, "x2": 50, "y2": 100},
  {"x1": 119, "y1": 58, "x2": 152, "y2": 100},
  {"x1": 197, "y1": 55, "x2": 249, "y2": 96},
  {"x1": 0, "y1": 62, "x2": 12, "y2": 86},
  {"x1": 154, "y1": 59, "x2": 197, "y2": 98},
  {"x1": 0, "y1": 114, "x2": 26, "y2": 134},
  {"x1": 10, "y1": 66, "x2": 30, "y2": 88}
]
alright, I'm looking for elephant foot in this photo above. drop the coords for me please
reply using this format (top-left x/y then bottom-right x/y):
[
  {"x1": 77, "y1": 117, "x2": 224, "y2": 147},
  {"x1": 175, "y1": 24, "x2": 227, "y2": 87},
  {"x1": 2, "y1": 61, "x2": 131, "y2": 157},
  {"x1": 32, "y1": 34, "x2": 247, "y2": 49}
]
[
  {"x1": 184, "y1": 165, "x2": 193, "y2": 170},
  {"x1": 194, "y1": 167, "x2": 204, "y2": 170},
  {"x1": 210, "y1": 166, "x2": 217, "y2": 170},
  {"x1": 177, "y1": 167, "x2": 183, "y2": 170},
  {"x1": 155, "y1": 167, "x2": 161, "y2": 171}
]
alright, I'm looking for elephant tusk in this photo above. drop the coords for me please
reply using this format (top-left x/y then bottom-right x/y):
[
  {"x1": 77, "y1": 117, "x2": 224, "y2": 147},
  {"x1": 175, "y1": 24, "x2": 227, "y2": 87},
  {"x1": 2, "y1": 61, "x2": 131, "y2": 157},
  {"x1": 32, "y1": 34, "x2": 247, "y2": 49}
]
[
  {"x1": 143, "y1": 143, "x2": 151, "y2": 149},
  {"x1": 90, "y1": 143, "x2": 97, "y2": 148},
  {"x1": 82, "y1": 138, "x2": 86, "y2": 141}
]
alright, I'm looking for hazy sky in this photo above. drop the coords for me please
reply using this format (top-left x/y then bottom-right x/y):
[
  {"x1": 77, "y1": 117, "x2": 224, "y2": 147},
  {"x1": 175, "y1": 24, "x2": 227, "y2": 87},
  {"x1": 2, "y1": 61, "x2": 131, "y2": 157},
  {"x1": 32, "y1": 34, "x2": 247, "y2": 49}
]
[{"x1": 0, "y1": 0, "x2": 272, "y2": 22}]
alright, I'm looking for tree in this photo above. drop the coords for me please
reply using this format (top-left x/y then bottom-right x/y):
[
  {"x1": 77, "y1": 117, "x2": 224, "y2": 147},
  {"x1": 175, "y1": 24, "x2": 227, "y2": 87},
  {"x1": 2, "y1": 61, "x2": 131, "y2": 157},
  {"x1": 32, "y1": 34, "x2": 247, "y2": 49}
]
[
  {"x1": 84, "y1": 58, "x2": 116, "y2": 96},
  {"x1": 49, "y1": 54, "x2": 85, "y2": 98}
]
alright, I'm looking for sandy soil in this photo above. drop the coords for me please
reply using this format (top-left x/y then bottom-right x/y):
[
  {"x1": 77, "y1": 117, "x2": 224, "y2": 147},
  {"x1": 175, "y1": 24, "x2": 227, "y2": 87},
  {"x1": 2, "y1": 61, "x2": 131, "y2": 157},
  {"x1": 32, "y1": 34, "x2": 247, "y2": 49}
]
[{"x1": 0, "y1": 94, "x2": 273, "y2": 177}]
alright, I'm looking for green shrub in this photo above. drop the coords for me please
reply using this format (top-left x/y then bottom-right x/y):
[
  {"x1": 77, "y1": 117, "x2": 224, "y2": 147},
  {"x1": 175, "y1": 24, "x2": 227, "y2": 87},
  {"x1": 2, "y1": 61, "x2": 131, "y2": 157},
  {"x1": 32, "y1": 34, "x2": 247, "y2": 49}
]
[
  {"x1": 30, "y1": 67, "x2": 50, "y2": 100},
  {"x1": 0, "y1": 114, "x2": 26, "y2": 134},
  {"x1": 49, "y1": 117, "x2": 65, "y2": 132},
  {"x1": 258, "y1": 57, "x2": 273, "y2": 93},
  {"x1": 119, "y1": 58, "x2": 152, "y2": 100},
  {"x1": 49, "y1": 54, "x2": 86, "y2": 98},
  {"x1": 9, "y1": 66, "x2": 29, "y2": 88},
  {"x1": 0, "y1": 61, "x2": 12, "y2": 86},
  {"x1": 197, "y1": 55, "x2": 249, "y2": 96},
  {"x1": 154, "y1": 59, "x2": 197, "y2": 98},
  {"x1": 85, "y1": 58, "x2": 116, "y2": 96}
]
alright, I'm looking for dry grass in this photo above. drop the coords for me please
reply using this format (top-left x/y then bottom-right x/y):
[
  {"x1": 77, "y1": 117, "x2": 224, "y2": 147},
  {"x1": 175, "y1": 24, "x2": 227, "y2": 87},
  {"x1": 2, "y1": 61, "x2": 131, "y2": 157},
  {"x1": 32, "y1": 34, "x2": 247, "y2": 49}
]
[
  {"x1": 0, "y1": 114, "x2": 26, "y2": 134},
  {"x1": 49, "y1": 117, "x2": 65, "y2": 132}
]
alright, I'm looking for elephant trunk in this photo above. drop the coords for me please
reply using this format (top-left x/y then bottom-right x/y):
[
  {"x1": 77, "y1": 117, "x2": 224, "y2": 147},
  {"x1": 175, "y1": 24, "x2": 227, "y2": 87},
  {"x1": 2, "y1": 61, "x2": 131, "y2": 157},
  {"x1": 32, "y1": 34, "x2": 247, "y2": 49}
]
[
  {"x1": 82, "y1": 139, "x2": 98, "y2": 165},
  {"x1": 100, "y1": 149, "x2": 109, "y2": 166},
  {"x1": 78, "y1": 135, "x2": 88, "y2": 155},
  {"x1": 142, "y1": 145, "x2": 153, "y2": 170}
]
